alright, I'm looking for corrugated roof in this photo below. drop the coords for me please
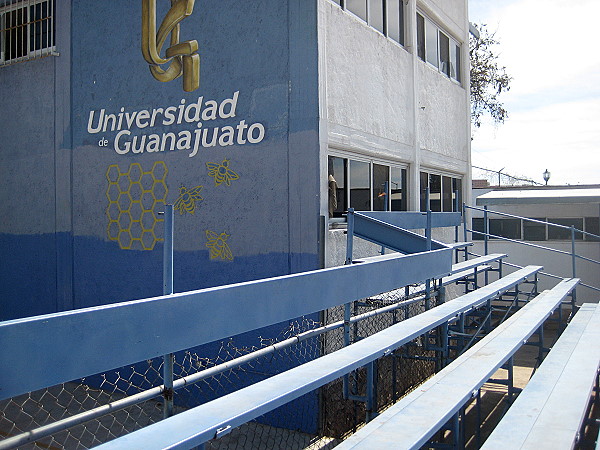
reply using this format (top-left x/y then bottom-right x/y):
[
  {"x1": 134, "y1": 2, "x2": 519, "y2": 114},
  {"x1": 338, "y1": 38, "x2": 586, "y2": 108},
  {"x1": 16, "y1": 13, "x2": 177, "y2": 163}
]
[{"x1": 476, "y1": 188, "x2": 600, "y2": 206}]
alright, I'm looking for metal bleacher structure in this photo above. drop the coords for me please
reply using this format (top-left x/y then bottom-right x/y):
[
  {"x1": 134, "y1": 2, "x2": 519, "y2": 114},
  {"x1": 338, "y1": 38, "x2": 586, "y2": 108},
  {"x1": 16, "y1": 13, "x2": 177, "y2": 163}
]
[{"x1": 0, "y1": 206, "x2": 598, "y2": 449}]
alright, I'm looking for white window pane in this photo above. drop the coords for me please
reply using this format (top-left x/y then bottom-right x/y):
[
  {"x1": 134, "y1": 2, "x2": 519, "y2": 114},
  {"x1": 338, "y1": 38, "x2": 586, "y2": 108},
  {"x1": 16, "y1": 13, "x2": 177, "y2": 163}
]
[
  {"x1": 416, "y1": 13, "x2": 425, "y2": 60},
  {"x1": 372, "y1": 163, "x2": 389, "y2": 211},
  {"x1": 350, "y1": 160, "x2": 371, "y2": 211},
  {"x1": 387, "y1": 0, "x2": 403, "y2": 44},
  {"x1": 439, "y1": 31, "x2": 450, "y2": 76},
  {"x1": 451, "y1": 42, "x2": 461, "y2": 82},
  {"x1": 425, "y1": 19, "x2": 438, "y2": 67},
  {"x1": 346, "y1": 0, "x2": 367, "y2": 22},
  {"x1": 369, "y1": 0, "x2": 384, "y2": 33}
]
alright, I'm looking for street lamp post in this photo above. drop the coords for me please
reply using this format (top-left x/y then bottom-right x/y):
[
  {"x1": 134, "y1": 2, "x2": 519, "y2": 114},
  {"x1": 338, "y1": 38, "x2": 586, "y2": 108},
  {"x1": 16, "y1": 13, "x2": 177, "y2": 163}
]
[{"x1": 543, "y1": 169, "x2": 551, "y2": 185}]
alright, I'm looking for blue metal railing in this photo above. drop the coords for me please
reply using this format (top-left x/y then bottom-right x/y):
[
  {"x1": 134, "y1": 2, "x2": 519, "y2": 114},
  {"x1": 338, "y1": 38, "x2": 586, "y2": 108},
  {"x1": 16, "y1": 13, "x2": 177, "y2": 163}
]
[{"x1": 464, "y1": 204, "x2": 600, "y2": 294}]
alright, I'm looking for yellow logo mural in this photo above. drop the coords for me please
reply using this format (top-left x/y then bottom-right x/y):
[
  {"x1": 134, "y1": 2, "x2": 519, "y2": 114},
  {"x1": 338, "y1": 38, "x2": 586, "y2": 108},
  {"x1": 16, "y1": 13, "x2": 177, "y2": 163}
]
[
  {"x1": 205, "y1": 230, "x2": 234, "y2": 261},
  {"x1": 206, "y1": 159, "x2": 239, "y2": 186},
  {"x1": 142, "y1": 0, "x2": 200, "y2": 92},
  {"x1": 174, "y1": 184, "x2": 204, "y2": 215},
  {"x1": 106, "y1": 161, "x2": 168, "y2": 250}
]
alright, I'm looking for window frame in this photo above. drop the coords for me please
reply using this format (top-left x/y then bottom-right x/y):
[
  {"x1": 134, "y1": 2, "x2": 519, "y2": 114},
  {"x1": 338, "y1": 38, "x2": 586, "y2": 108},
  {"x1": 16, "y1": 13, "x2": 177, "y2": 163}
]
[
  {"x1": 328, "y1": 153, "x2": 409, "y2": 217},
  {"x1": 331, "y1": 0, "x2": 406, "y2": 47},
  {"x1": 416, "y1": 10, "x2": 462, "y2": 83},
  {"x1": 419, "y1": 170, "x2": 463, "y2": 213}
]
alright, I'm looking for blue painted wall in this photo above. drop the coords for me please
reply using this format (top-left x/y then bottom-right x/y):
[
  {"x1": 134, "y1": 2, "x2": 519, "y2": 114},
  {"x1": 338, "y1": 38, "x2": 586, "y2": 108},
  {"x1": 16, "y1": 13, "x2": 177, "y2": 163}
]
[
  {"x1": 1, "y1": 0, "x2": 321, "y2": 434},
  {"x1": 1, "y1": 0, "x2": 321, "y2": 318}
]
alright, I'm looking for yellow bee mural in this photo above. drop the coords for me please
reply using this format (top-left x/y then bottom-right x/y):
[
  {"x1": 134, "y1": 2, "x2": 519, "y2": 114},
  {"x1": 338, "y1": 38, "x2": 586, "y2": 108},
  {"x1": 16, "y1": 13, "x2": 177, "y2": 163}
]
[
  {"x1": 206, "y1": 159, "x2": 240, "y2": 186},
  {"x1": 205, "y1": 230, "x2": 234, "y2": 261},
  {"x1": 174, "y1": 184, "x2": 204, "y2": 215}
]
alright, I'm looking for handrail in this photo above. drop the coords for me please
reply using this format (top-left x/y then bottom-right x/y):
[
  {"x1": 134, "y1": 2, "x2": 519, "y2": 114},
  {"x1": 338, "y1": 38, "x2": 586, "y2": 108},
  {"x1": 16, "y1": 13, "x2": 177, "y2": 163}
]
[
  {"x1": 467, "y1": 250, "x2": 600, "y2": 294},
  {"x1": 467, "y1": 228, "x2": 600, "y2": 266},
  {"x1": 0, "y1": 248, "x2": 452, "y2": 402},
  {"x1": 464, "y1": 203, "x2": 600, "y2": 296},
  {"x1": 466, "y1": 204, "x2": 600, "y2": 240}
]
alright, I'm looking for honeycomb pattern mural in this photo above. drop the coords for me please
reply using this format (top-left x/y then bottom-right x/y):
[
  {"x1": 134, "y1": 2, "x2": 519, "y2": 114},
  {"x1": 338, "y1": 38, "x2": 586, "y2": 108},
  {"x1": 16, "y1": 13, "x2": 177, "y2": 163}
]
[{"x1": 105, "y1": 161, "x2": 168, "y2": 250}]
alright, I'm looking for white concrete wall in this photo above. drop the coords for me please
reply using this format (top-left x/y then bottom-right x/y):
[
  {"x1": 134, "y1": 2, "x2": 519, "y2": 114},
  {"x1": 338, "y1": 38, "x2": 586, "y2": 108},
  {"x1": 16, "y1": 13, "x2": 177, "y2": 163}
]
[
  {"x1": 319, "y1": 0, "x2": 470, "y2": 266},
  {"x1": 323, "y1": 1, "x2": 415, "y2": 160}
]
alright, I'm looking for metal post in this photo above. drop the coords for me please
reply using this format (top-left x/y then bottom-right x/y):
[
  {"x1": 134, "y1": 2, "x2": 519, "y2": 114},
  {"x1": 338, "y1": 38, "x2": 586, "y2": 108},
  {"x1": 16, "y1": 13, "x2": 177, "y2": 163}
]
[
  {"x1": 507, "y1": 357, "x2": 515, "y2": 404},
  {"x1": 425, "y1": 188, "x2": 432, "y2": 310},
  {"x1": 475, "y1": 389, "x2": 482, "y2": 448},
  {"x1": 571, "y1": 225, "x2": 577, "y2": 278},
  {"x1": 346, "y1": 208, "x2": 355, "y2": 265},
  {"x1": 483, "y1": 206, "x2": 489, "y2": 256},
  {"x1": 344, "y1": 207, "x2": 355, "y2": 397},
  {"x1": 454, "y1": 190, "x2": 459, "y2": 262},
  {"x1": 381, "y1": 181, "x2": 389, "y2": 255},
  {"x1": 343, "y1": 299, "x2": 351, "y2": 399},
  {"x1": 162, "y1": 205, "x2": 174, "y2": 419},
  {"x1": 366, "y1": 362, "x2": 376, "y2": 422},
  {"x1": 452, "y1": 412, "x2": 460, "y2": 449},
  {"x1": 537, "y1": 325, "x2": 545, "y2": 366},
  {"x1": 571, "y1": 225, "x2": 577, "y2": 309},
  {"x1": 438, "y1": 286, "x2": 448, "y2": 369}
]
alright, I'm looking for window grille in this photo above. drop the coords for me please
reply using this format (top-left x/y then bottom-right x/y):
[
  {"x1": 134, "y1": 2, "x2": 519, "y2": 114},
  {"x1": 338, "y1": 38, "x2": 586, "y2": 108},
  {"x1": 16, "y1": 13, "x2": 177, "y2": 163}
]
[{"x1": 0, "y1": 0, "x2": 56, "y2": 67}]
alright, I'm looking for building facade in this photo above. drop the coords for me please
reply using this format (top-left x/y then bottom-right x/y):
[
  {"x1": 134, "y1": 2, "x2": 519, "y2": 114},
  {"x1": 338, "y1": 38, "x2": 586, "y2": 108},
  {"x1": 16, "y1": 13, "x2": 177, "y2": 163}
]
[{"x1": 0, "y1": 0, "x2": 470, "y2": 321}]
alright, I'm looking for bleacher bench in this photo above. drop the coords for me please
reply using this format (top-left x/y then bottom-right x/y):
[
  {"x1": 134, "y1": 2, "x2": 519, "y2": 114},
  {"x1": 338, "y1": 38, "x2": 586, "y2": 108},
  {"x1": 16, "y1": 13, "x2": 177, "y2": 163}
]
[
  {"x1": 336, "y1": 278, "x2": 579, "y2": 450},
  {"x1": 482, "y1": 301, "x2": 600, "y2": 449}
]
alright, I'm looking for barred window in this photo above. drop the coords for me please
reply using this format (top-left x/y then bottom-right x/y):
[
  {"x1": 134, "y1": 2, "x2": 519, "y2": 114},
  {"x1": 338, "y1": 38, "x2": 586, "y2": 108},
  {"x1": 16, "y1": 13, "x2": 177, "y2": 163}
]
[{"x1": 0, "y1": 0, "x2": 56, "y2": 66}]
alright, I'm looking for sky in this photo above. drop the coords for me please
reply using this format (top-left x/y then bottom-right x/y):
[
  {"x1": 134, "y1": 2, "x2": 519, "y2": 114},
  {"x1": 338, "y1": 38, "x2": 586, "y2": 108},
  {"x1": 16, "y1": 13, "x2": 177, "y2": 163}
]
[{"x1": 468, "y1": 0, "x2": 600, "y2": 186}]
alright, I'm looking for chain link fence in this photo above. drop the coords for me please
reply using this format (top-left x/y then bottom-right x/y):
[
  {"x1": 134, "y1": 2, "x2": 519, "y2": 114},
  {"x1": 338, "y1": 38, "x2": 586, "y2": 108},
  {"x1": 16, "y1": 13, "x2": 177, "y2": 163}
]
[{"x1": 0, "y1": 281, "x2": 467, "y2": 449}]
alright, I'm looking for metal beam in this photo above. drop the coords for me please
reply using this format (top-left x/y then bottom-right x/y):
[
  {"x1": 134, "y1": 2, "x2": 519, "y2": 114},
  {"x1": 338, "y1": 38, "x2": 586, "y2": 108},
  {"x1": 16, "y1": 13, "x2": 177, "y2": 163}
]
[
  {"x1": 359, "y1": 211, "x2": 462, "y2": 229},
  {"x1": 351, "y1": 212, "x2": 448, "y2": 254},
  {"x1": 0, "y1": 248, "x2": 452, "y2": 401}
]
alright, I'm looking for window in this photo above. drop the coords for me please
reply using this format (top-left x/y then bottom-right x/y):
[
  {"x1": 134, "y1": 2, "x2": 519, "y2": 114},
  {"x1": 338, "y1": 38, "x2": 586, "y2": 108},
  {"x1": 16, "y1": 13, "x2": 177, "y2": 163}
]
[
  {"x1": 472, "y1": 218, "x2": 484, "y2": 240},
  {"x1": 452, "y1": 178, "x2": 462, "y2": 212},
  {"x1": 372, "y1": 163, "x2": 389, "y2": 211},
  {"x1": 420, "y1": 171, "x2": 462, "y2": 212},
  {"x1": 368, "y1": 0, "x2": 384, "y2": 33},
  {"x1": 451, "y1": 42, "x2": 461, "y2": 82},
  {"x1": 386, "y1": 0, "x2": 404, "y2": 45},
  {"x1": 346, "y1": 0, "x2": 367, "y2": 22},
  {"x1": 390, "y1": 166, "x2": 408, "y2": 211},
  {"x1": 349, "y1": 160, "x2": 371, "y2": 211},
  {"x1": 585, "y1": 217, "x2": 599, "y2": 242},
  {"x1": 471, "y1": 218, "x2": 521, "y2": 240},
  {"x1": 328, "y1": 155, "x2": 408, "y2": 217},
  {"x1": 439, "y1": 31, "x2": 450, "y2": 77},
  {"x1": 333, "y1": 0, "x2": 405, "y2": 46},
  {"x1": 474, "y1": 216, "x2": 598, "y2": 242},
  {"x1": 490, "y1": 219, "x2": 521, "y2": 240},
  {"x1": 416, "y1": 11, "x2": 461, "y2": 82},
  {"x1": 416, "y1": 13, "x2": 425, "y2": 60},
  {"x1": 425, "y1": 18, "x2": 438, "y2": 68},
  {"x1": 548, "y1": 218, "x2": 584, "y2": 241},
  {"x1": 0, "y1": 0, "x2": 55, "y2": 66},
  {"x1": 523, "y1": 218, "x2": 547, "y2": 241},
  {"x1": 329, "y1": 156, "x2": 347, "y2": 217}
]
